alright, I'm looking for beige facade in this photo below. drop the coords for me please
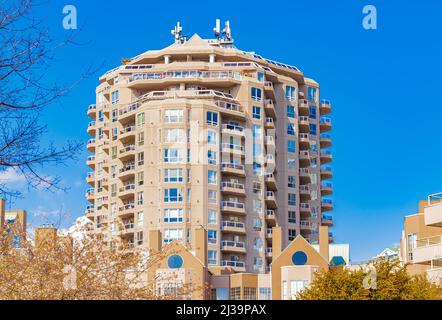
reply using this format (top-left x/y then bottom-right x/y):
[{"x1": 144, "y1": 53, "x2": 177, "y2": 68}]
[
  {"x1": 400, "y1": 193, "x2": 442, "y2": 284},
  {"x1": 0, "y1": 198, "x2": 27, "y2": 248},
  {"x1": 86, "y1": 22, "x2": 333, "y2": 274}
]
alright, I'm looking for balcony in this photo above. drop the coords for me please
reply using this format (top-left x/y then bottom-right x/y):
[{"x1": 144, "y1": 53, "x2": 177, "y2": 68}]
[
  {"x1": 87, "y1": 139, "x2": 96, "y2": 152},
  {"x1": 321, "y1": 166, "x2": 333, "y2": 180},
  {"x1": 427, "y1": 268, "x2": 442, "y2": 284},
  {"x1": 85, "y1": 189, "x2": 94, "y2": 201},
  {"x1": 265, "y1": 209, "x2": 276, "y2": 226},
  {"x1": 264, "y1": 117, "x2": 275, "y2": 129},
  {"x1": 322, "y1": 214, "x2": 334, "y2": 226},
  {"x1": 320, "y1": 149, "x2": 332, "y2": 164},
  {"x1": 300, "y1": 220, "x2": 311, "y2": 230},
  {"x1": 264, "y1": 99, "x2": 275, "y2": 117},
  {"x1": 118, "y1": 103, "x2": 138, "y2": 121},
  {"x1": 85, "y1": 205, "x2": 94, "y2": 216},
  {"x1": 86, "y1": 172, "x2": 94, "y2": 185},
  {"x1": 299, "y1": 168, "x2": 311, "y2": 184},
  {"x1": 221, "y1": 260, "x2": 246, "y2": 272},
  {"x1": 86, "y1": 155, "x2": 96, "y2": 168},
  {"x1": 221, "y1": 143, "x2": 245, "y2": 158},
  {"x1": 119, "y1": 203, "x2": 135, "y2": 218},
  {"x1": 320, "y1": 99, "x2": 332, "y2": 115},
  {"x1": 413, "y1": 236, "x2": 442, "y2": 264},
  {"x1": 321, "y1": 199, "x2": 333, "y2": 212},
  {"x1": 119, "y1": 183, "x2": 135, "y2": 199},
  {"x1": 221, "y1": 221, "x2": 246, "y2": 234},
  {"x1": 320, "y1": 117, "x2": 332, "y2": 132},
  {"x1": 265, "y1": 191, "x2": 277, "y2": 209},
  {"x1": 265, "y1": 135, "x2": 275, "y2": 153},
  {"x1": 424, "y1": 193, "x2": 442, "y2": 227},
  {"x1": 320, "y1": 133, "x2": 332, "y2": 148},
  {"x1": 299, "y1": 151, "x2": 310, "y2": 168},
  {"x1": 120, "y1": 125, "x2": 136, "y2": 141},
  {"x1": 321, "y1": 182, "x2": 333, "y2": 196},
  {"x1": 221, "y1": 201, "x2": 246, "y2": 215},
  {"x1": 119, "y1": 145, "x2": 136, "y2": 160},
  {"x1": 298, "y1": 99, "x2": 309, "y2": 116},
  {"x1": 87, "y1": 104, "x2": 97, "y2": 117},
  {"x1": 298, "y1": 133, "x2": 310, "y2": 150},
  {"x1": 87, "y1": 121, "x2": 96, "y2": 136},
  {"x1": 265, "y1": 228, "x2": 273, "y2": 241},
  {"x1": 221, "y1": 181, "x2": 245, "y2": 196},
  {"x1": 119, "y1": 164, "x2": 136, "y2": 179},
  {"x1": 221, "y1": 241, "x2": 246, "y2": 254},
  {"x1": 298, "y1": 116, "x2": 310, "y2": 132},
  {"x1": 221, "y1": 162, "x2": 245, "y2": 177},
  {"x1": 127, "y1": 70, "x2": 242, "y2": 89},
  {"x1": 265, "y1": 154, "x2": 275, "y2": 166},
  {"x1": 265, "y1": 247, "x2": 273, "y2": 258},
  {"x1": 214, "y1": 101, "x2": 245, "y2": 119},
  {"x1": 299, "y1": 185, "x2": 311, "y2": 201},
  {"x1": 221, "y1": 124, "x2": 245, "y2": 138},
  {"x1": 300, "y1": 202, "x2": 310, "y2": 214},
  {"x1": 265, "y1": 173, "x2": 277, "y2": 190}
]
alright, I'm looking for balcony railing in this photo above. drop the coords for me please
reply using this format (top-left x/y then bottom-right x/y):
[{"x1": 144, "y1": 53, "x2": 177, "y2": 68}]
[
  {"x1": 221, "y1": 221, "x2": 245, "y2": 229},
  {"x1": 119, "y1": 184, "x2": 135, "y2": 192},
  {"x1": 221, "y1": 181, "x2": 245, "y2": 190},
  {"x1": 129, "y1": 70, "x2": 241, "y2": 82},
  {"x1": 221, "y1": 260, "x2": 245, "y2": 268},
  {"x1": 221, "y1": 143, "x2": 244, "y2": 152},
  {"x1": 221, "y1": 201, "x2": 245, "y2": 209},
  {"x1": 416, "y1": 235, "x2": 442, "y2": 248},
  {"x1": 215, "y1": 100, "x2": 243, "y2": 113},
  {"x1": 221, "y1": 162, "x2": 244, "y2": 171},
  {"x1": 221, "y1": 123, "x2": 244, "y2": 132},
  {"x1": 320, "y1": 116, "x2": 332, "y2": 124},
  {"x1": 221, "y1": 241, "x2": 245, "y2": 249}
]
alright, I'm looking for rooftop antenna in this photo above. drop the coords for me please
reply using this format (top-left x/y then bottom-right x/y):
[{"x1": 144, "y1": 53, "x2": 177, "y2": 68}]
[
  {"x1": 171, "y1": 21, "x2": 183, "y2": 44},
  {"x1": 213, "y1": 19, "x2": 221, "y2": 39},
  {"x1": 222, "y1": 20, "x2": 233, "y2": 42}
]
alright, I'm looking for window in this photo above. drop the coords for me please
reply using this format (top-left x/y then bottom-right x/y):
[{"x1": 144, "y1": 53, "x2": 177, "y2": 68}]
[
  {"x1": 112, "y1": 109, "x2": 118, "y2": 122},
  {"x1": 287, "y1": 140, "x2": 296, "y2": 153},
  {"x1": 164, "y1": 228, "x2": 183, "y2": 243},
  {"x1": 207, "y1": 111, "x2": 218, "y2": 126},
  {"x1": 308, "y1": 87, "x2": 317, "y2": 102},
  {"x1": 208, "y1": 250, "x2": 217, "y2": 265},
  {"x1": 285, "y1": 85, "x2": 296, "y2": 100},
  {"x1": 111, "y1": 146, "x2": 117, "y2": 159},
  {"x1": 112, "y1": 127, "x2": 118, "y2": 139},
  {"x1": 309, "y1": 106, "x2": 316, "y2": 119},
  {"x1": 288, "y1": 193, "x2": 296, "y2": 206},
  {"x1": 287, "y1": 123, "x2": 295, "y2": 135},
  {"x1": 164, "y1": 168, "x2": 183, "y2": 183},
  {"x1": 253, "y1": 257, "x2": 263, "y2": 271},
  {"x1": 164, "y1": 188, "x2": 183, "y2": 202},
  {"x1": 257, "y1": 72, "x2": 264, "y2": 82},
  {"x1": 208, "y1": 150, "x2": 217, "y2": 165},
  {"x1": 208, "y1": 189, "x2": 217, "y2": 204},
  {"x1": 138, "y1": 132, "x2": 144, "y2": 146},
  {"x1": 164, "y1": 109, "x2": 184, "y2": 123},
  {"x1": 253, "y1": 199, "x2": 262, "y2": 213},
  {"x1": 252, "y1": 125, "x2": 262, "y2": 139},
  {"x1": 208, "y1": 170, "x2": 217, "y2": 184},
  {"x1": 407, "y1": 233, "x2": 417, "y2": 261},
  {"x1": 309, "y1": 124, "x2": 317, "y2": 135},
  {"x1": 111, "y1": 202, "x2": 117, "y2": 216},
  {"x1": 253, "y1": 237, "x2": 263, "y2": 251},
  {"x1": 288, "y1": 211, "x2": 296, "y2": 223},
  {"x1": 230, "y1": 287, "x2": 241, "y2": 300},
  {"x1": 259, "y1": 288, "x2": 271, "y2": 300},
  {"x1": 310, "y1": 141, "x2": 317, "y2": 152},
  {"x1": 164, "y1": 128, "x2": 184, "y2": 143},
  {"x1": 251, "y1": 87, "x2": 262, "y2": 101},
  {"x1": 136, "y1": 231, "x2": 143, "y2": 245},
  {"x1": 137, "y1": 192, "x2": 144, "y2": 205},
  {"x1": 136, "y1": 112, "x2": 145, "y2": 126},
  {"x1": 164, "y1": 148, "x2": 184, "y2": 163},
  {"x1": 288, "y1": 176, "x2": 296, "y2": 188},
  {"x1": 208, "y1": 230, "x2": 217, "y2": 244},
  {"x1": 252, "y1": 106, "x2": 261, "y2": 119},
  {"x1": 164, "y1": 208, "x2": 183, "y2": 223},
  {"x1": 137, "y1": 211, "x2": 144, "y2": 226},
  {"x1": 253, "y1": 182, "x2": 261, "y2": 194},
  {"x1": 244, "y1": 287, "x2": 257, "y2": 300},
  {"x1": 208, "y1": 210, "x2": 217, "y2": 224},
  {"x1": 111, "y1": 90, "x2": 119, "y2": 104},
  {"x1": 138, "y1": 152, "x2": 144, "y2": 166},
  {"x1": 289, "y1": 229, "x2": 296, "y2": 241},
  {"x1": 282, "y1": 281, "x2": 288, "y2": 300},
  {"x1": 207, "y1": 131, "x2": 217, "y2": 145},
  {"x1": 290, "y1": 280, "x2": 308, "y2": 300},
  {"x1": 288, "y1": 158, "x2": 296, "y2": 170},
  {"x1": 287, "y1": 105, "x2": 296, "y2": 118},
  {"x1": 137, "y1": 171, "x2": 144, "y2": 185},
  {"x1": 253, "y1": 143, "x2": 262, "y2": 158}
]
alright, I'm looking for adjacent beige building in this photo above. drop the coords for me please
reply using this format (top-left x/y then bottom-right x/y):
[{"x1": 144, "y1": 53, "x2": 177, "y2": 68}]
[
  {"x1": 85, "y1": 21, "x2": 334, "y2": 274},
  {"x1": 0, "y1": 197, "x2": 27, "y2": 248},
  {"x1": 400, "y1": 192, "x2": 442, "y2": 284}
]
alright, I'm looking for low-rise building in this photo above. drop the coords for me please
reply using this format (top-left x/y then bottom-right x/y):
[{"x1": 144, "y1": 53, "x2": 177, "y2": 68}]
[{"x1": 0, "y1": 197, "x2": 27, "y2": 248}]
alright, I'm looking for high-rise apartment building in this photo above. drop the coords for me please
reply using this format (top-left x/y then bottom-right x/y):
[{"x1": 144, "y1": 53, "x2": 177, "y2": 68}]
[{"x1": 85, "y1": 21, "x2": 333, "y2": 274}]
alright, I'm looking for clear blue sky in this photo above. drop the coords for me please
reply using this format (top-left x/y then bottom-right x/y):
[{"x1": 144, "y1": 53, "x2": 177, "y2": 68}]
[{"x1": 8, "y1": 0, "x2": 442, "y2": 261}]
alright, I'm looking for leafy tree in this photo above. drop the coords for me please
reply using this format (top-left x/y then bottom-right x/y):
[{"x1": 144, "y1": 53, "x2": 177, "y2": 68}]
[{"x1": 298, "y1": 259, "x2": 441, "y2": 300}]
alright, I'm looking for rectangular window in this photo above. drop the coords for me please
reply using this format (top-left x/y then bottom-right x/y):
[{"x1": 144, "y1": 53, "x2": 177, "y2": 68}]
[
  {"x1": 407, "y1": 233, "x2": 417, "y2": 261},
  {"x1": 207, "y1": 130, "x2": 217, "y2": 145},
  {"x1": 137, "y1": 211, "x2": 144, "y2": 226},
  {"x1": 208, "y1": 230, "x2": 217, "y2": 244},
  {"x1": 208, "y1": 189, "x2": 217, "y2": 204},
  {"x1": 290, "y1": 280, "x2": 308, "y2": 300},
  {"x1": 309, "y1": 124, "x2": 317, "y2": 135},
  {"x1": 164, "y1": 188, "x2": 183, "y2": 202},
  {"x1": 164, "y1": 109, "x2": 184, "y2": 123},
  {"x1": 164, "y1": 168, "x2": 183, "y2": 183},
  {"x1": 308, "y1": 87, "x2": 317, "y2": 102},
  {"x1": 137, "y1": 171, "x2": 144, "y2": 186},
  {"x1": 164, "y1": 208, "x2": 183, "y2": 223},
  {"x1": 164, "y1": 148, "x2": 184, "y2": 163},
  {"x1": 252, "y1": 106, "x2": 261, "y2": 119},
  {"x1": 207, "y1": 111, "x2": 218, "y2": 126},
  {"x1": 287, "y1": 140, "x2": 296, "y2": 153},
  {"x1": 287, "y1": 105, "x2": 296, "y2": 118},
  {"x1": 136, "y1": 112, "x2": 145, "y2": 126},
  {"x1": 208, "y1": 210, "x2": 217, "y2": 224},
  {"x1": 285, "y1": 85, "x2": 296, "y2": 100},
  {"x1": 251, "y1": 87, "x2": 262, "y2": 101},
  {"x1": 289, "y1": 229, "x2": 296, "y2": 241},
  {"x1": 208, "y1": 170, "x2": 217, "y2": 184},
  {"x1": 137, "y1": 192, "x2": 144, "y2": 205},
  {"x1": 138, "y1": 132, "x2": 144, "y2": 146},
  {"x1": 287, "y1": 123, "x2": 295, "y2": 135},
  {"x1": 208, "y1": 150, "x2": 217, "y2": 165},
  {"x1": 111, "y1": 90, "x2": 119, "y2": 104},
  {"x1": 208, "y1": 250, "x2": 217, "y2": 265},
  {"x1": 288, "y1": 176, "x2": 296, "y2": 188},
  {"x1": 288, "y1": 211, "x2": 296, "y2": 223},
  {"x1": 288, "y1": 193, "x2": 296, "y2": 206},
  {"x1": 258, "y1": 288, "x2": 272, "y2": 300},
  {"x1": 164, "y1": 228, "x2": 183, "y2": 243},
  {"x1": 164, "y1": 128, "x2": 184, "y2": 143},
  {"x1": 309, "y1": 106, "x2": 317, "y2": 119}
]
